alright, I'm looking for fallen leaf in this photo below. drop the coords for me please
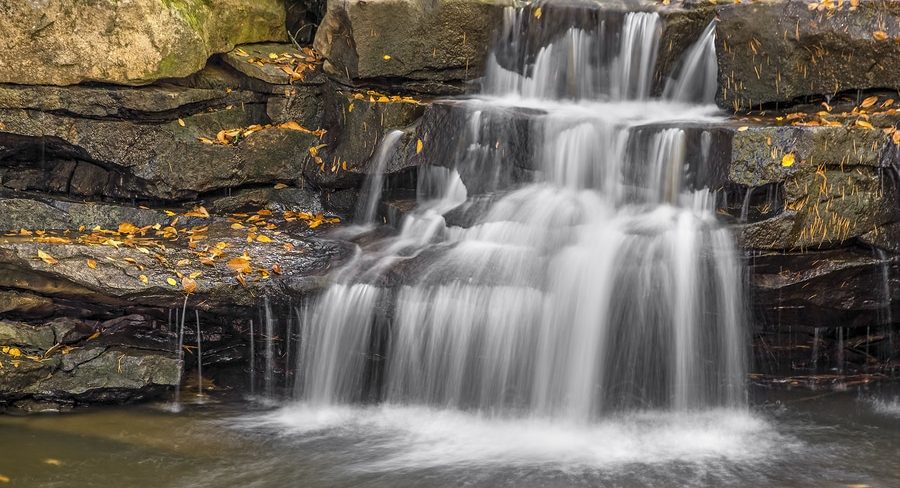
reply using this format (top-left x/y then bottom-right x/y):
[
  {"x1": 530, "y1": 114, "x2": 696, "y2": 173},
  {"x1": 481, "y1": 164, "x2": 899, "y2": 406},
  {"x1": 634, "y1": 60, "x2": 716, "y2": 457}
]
[
  {"x1": 272, "y1": 264, "x2": 283, "y2": 275},
  {"x1": 43, "y1": 459, "x2": 62, "y2": 466},
  {"x1": 87, "y1": 259, "x2": 97, "y2": 269},
  {"x1": 274, "y1": 183, "x2": 288, "y2": 189},
  {"x1": 855, "y1": 119, "x2": 874, "y2": 129},
  {"x1": 534, "y1": 6, "x2": 542, "y2": 18},
  {"x1": 781, "y1": 153, "x2": 796, "y2": 167},
  {"x1": 139, "y1": 274, "x2": 149, "y2": 285},
  {"x1": 737, "y1": 126, "x2": 749, "y2": 132},
  {"x1": 182, "y1": 276, "x2": 197, "y2": 294},
  {"x1": 256, "y1": 235, "x2": 273, "y2": 243},
  {"x1": 184, "y1": 206, "x2": 210, "y2": 218},
  {"x1": 416, "y1": 139, "x2": 424, "y2": 154},
  {"x1": 37, "y1": 249, "x2": 58, "y2": 265},
  {"x1": 167, "y1": 277, "x2": 178, "y2": 287},
  {"x1": 177, "y1": 118, "x2": 186, "y2": 127},
  {"x1": 873, "y1": 31, "x2": 888, "y2": 41},
  {"x1": 383, "y1": 54, "x2": 392, "y2": 60},
  {"x1": 860, "y1": 96, "x2": 878, "y2": 108},
  {"x1": 227, "y1": 255, "x2": 252, "y2": 273},
  {"x1": 0, "y1": 474, "x2": 9, "y2": 483}
]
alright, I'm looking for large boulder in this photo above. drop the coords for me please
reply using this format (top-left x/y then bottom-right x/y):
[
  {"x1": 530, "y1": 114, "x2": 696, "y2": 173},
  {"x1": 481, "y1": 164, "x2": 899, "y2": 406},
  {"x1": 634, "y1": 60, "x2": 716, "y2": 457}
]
[
  {"x1": 0, "y1": 0, "x2": 287, "y2": 86},
  {"x1": 715, "y1": 0, "x2": 900, "y2": 110},
  {"x1": 314, "y1": 0, "x2": 513, "y2": 84}
]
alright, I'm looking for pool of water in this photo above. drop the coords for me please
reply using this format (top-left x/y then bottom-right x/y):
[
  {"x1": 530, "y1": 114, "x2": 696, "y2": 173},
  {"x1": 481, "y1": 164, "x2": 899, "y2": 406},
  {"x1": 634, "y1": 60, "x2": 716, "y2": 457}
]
[{"x1": 2, "y1": 385, "x2": 899, "y2": 487}]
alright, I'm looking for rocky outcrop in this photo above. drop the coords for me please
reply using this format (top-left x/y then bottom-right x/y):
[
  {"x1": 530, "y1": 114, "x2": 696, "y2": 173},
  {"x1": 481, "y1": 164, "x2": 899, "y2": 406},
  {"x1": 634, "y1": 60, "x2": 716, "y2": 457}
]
[
  {"x1": 0, "y1": 317, "x2": 179, "y2": 413},
  {"x1": 726, "y1": 108, "x2": 900, "y2": 250},
  {"x1": 0, "y1": 0, "x2": 287, "y2": 86},
  {"x1": 715, "y1": 0, "x2": 900, "y2": 110},
  {"x1": 314, "y1": 0, "x2": 513, "y2": 88}
]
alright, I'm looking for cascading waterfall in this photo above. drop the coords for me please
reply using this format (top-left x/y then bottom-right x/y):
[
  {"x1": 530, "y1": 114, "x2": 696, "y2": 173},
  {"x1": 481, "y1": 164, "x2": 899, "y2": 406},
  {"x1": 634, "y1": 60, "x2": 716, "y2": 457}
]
[{"x1": 292, "y1": 8, "x2": 744, "y2": 420}]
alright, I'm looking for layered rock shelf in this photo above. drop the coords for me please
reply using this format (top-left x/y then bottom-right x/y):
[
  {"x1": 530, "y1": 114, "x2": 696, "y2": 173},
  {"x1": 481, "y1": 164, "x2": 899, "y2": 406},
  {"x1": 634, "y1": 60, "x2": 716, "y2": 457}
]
[{"x1": 0, "y1": 0, "x2": 897, "y2": 411}]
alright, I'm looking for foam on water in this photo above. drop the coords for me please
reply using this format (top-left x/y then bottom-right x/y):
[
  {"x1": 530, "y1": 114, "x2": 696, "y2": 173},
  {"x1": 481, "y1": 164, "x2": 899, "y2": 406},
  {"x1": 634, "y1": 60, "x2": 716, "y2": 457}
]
[{"x1": 242, "y1": 404, "x2": 787, "y2": 472}]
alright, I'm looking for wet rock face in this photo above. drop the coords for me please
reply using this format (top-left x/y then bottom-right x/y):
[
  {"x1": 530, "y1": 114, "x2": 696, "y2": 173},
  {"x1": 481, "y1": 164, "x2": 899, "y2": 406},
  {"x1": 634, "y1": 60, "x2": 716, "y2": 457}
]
[
  {"x1": 0, "y1": 318, "x2": 179, "y2": 411},
  {"x1": 314, "y1": 0, "x2": 513, "y2": 85},
  {"x1": 715, "y1": 0, "x2": 900, "y2": 110},
  {"x1": 0, "y1": 0, "x2": 287, "y2": 86},
  {"x1": 725, "y1": 122, "x2": 900, "y2": 250}
]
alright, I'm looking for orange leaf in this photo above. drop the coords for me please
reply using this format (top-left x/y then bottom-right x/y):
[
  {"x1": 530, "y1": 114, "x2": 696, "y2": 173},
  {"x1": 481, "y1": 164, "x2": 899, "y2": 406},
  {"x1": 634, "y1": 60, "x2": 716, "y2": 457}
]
[
  {"x1": 182, "y1": 276, "x2": 197, "y2": 294},
  {"x1": 184, "y1": 206, "x2": 210, "y2": 218}
]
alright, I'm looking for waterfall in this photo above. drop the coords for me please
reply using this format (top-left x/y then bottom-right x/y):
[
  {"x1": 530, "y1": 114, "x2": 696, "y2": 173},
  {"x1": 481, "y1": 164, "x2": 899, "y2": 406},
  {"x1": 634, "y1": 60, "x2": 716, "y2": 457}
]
[
  {"x1": 664, "y1": 21, "x2": 718, "y2": 103},
  {"x1": 354, "y1": 130, "x2": 405, "y2": 225},
  {"x1": 293, "y1": 7, "x2": 744, "y2": 419}
]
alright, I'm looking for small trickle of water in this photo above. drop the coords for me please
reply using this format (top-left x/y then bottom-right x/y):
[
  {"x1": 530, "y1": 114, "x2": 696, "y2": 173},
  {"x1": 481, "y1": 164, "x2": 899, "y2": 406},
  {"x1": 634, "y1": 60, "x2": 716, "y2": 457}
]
[{"x1": 355, "y1": 130, "x2": 405, "y2": 225}]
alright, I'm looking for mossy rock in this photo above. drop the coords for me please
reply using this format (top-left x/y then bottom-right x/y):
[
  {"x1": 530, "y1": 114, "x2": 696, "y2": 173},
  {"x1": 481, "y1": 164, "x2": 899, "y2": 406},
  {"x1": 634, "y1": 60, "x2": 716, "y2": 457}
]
[{"x1": 0, "y1": 0, "x2": 287, "y2": 86}]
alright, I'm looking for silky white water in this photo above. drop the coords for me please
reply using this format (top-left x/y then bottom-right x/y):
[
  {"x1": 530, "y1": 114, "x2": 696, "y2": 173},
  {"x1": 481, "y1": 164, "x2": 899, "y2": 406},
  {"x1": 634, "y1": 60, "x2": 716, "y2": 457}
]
[{"x1": 269, "y1": 6, "x2": 759, "y2": 468}]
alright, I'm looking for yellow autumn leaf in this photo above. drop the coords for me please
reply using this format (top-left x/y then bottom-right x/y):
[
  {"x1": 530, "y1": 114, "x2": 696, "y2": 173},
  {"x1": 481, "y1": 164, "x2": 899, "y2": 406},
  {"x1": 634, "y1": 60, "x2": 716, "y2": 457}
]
[
  {"x1": 893, "y1": 131, "x2": 900, "y2": 146},
  {"x1": 167, "y1": 277, "x2": 178, "y2": 286},
  {"x1": 860, "y1": 96, "x2": 878, "y2": 108},
  {"x1": 416, "y1": 139, "x2": 424, "y2": 154},
  {"x1": 139, "y1": 274, "x2": 149, "y2": 284},
  {"x1": 87, "y1": 259, "x2": 97, "y2": 269},
  {"x1": 873, "y1": 31, "x2": 888, "y2": 41},
  {"x1": 43, "y1": 459, "x2": 62, "y2": 466},
  {"x1": 4, "y1": 347, "x2": 21, "y2": 358},
  {"x1": 227, "y1": 255, "x2": 252, "y2": 273},
  {"x1": 736, "y1": 126, "x2": 749, "y2": 132},
  {"x1": 37, "y1": 249, "x2": 58, "y2": 265},
  {"x1": 781, "y1": 153, "x2": 796, "y2": 167},
  {"x1": 256, "y1": 235, "x2": 273, "y2": 243},
  {"x1": 855, "y1": 119, "x2": 874, "y2": 129},
  {"x1": 534, "y1": 7, "x2": 542, "y2": 18},
  {"x1": 0, "y1": 473, "x2": 9, "y2": 483},
  {"x1": 274, "y1": 183, "x2": 288, "y2": 189},
  {"x1": 178, "y1": 118, "x2": 186, "y2": 127},
  {"x1": 383, "y1": 55, "x2": 392, "y2": 60}
]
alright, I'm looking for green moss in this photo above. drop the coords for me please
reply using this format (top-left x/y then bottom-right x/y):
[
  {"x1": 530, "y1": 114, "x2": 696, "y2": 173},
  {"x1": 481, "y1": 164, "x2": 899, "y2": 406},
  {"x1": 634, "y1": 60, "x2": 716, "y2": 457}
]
[{"x1": 160, "y1": 0, "x2": 213, "y2": 33}]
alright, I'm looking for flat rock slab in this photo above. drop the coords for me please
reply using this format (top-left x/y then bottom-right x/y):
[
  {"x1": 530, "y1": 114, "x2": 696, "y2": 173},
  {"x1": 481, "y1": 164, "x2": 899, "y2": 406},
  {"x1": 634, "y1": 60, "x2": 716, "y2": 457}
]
[
  {"x1": 0, "y1": 211, "x2": 348, "y2": 314},
  {"x1": 221, "y1": 43, "x2": 326, "y2": 86}
]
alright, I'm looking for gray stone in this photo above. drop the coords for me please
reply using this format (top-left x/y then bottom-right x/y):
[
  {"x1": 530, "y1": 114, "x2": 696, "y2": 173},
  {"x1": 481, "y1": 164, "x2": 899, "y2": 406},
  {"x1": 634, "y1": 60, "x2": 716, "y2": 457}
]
[
  {"x1": 715, "y1": 0, "x2": 900, "y2": 110},
  {"x1": 314, "y1": 0, "x2": 513, "y2": 83}
]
